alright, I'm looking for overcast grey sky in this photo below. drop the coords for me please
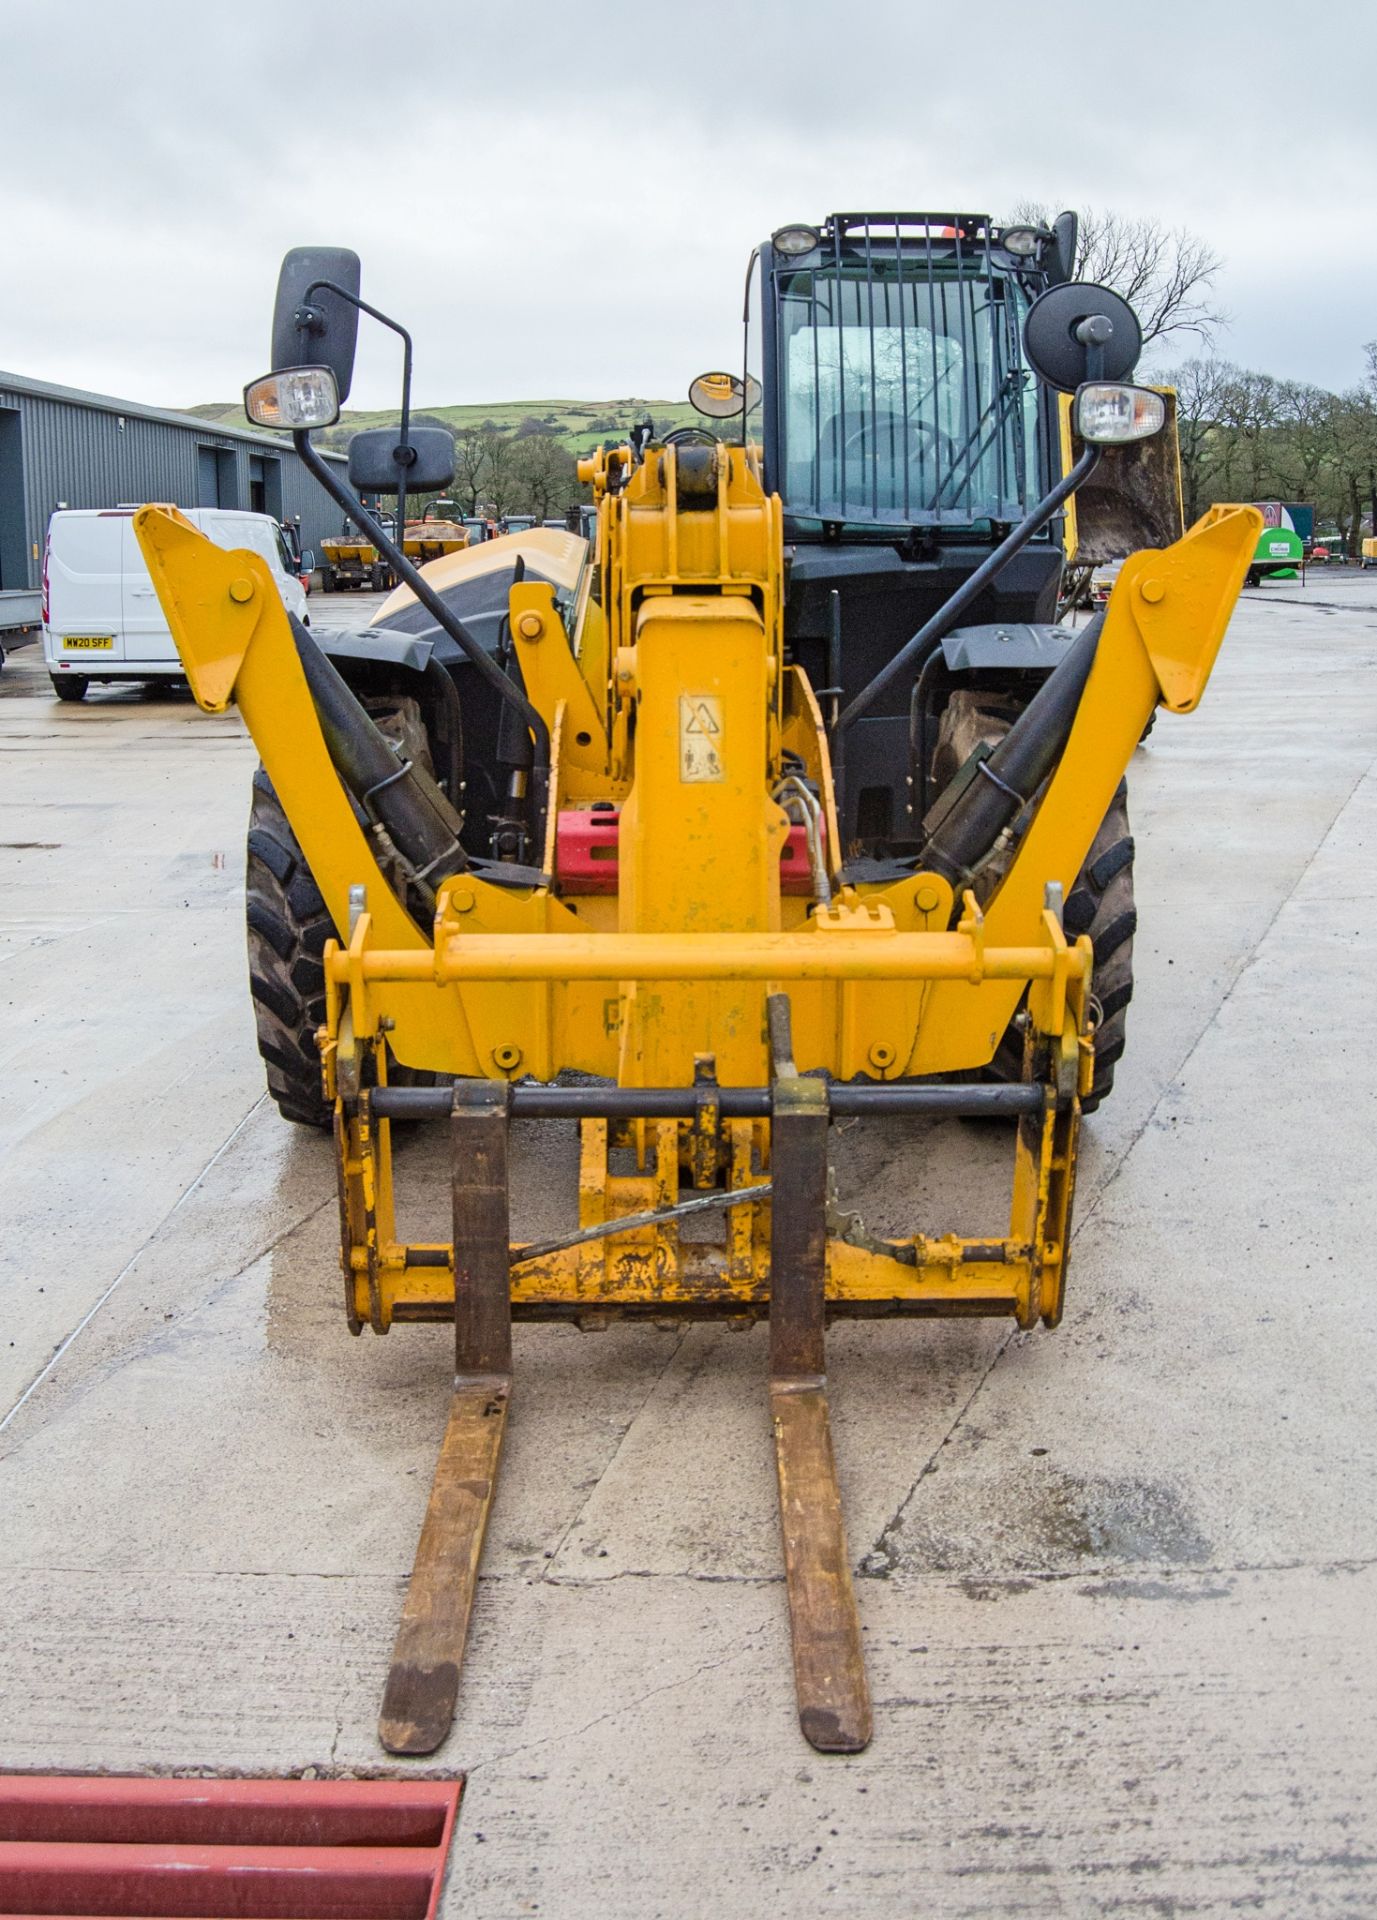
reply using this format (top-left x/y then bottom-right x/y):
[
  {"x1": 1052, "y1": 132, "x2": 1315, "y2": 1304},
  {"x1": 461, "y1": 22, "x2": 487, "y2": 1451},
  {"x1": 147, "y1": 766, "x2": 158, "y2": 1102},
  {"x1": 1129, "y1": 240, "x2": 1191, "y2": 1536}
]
[{"x1": 4, "y1": 0, "x2": 1373, "y2": 410}]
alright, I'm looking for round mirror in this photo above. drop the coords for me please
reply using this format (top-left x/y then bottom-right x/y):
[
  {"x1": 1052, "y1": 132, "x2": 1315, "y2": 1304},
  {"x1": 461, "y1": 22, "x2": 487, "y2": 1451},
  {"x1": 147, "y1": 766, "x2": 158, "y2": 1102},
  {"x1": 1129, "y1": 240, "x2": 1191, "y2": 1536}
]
[
  {"x1": 688, "y1": 370, "x2": 763, "y2": 419},
  {"x1": 1022, "y1": 281, "x2": 1142, "y2": 393}
]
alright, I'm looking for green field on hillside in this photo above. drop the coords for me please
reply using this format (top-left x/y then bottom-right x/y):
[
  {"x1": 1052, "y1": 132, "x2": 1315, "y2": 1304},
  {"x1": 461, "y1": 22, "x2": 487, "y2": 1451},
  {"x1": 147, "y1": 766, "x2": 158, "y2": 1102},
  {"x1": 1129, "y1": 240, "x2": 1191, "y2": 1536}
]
[{"x1": 184, "y1": 397, "x2": 717, "y2": 453}]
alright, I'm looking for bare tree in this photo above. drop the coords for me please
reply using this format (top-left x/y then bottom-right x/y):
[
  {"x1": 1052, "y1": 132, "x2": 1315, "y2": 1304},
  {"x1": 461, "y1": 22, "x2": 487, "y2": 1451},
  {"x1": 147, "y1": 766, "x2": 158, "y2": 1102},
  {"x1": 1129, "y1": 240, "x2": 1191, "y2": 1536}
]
[
  {"x1": 1009, "y1": 204, "x2": 1227, "y2": 349},
  {"x1": 1143, "y1": 339, "x2": 1377, "y2": 544},
  {"x1": 1331, "y1": 370, "x2": 1377, "y2": 551},
  {"x1": 1272, "y1": 381, "x2": 1344, "y2": 509},
  {"x1": 480, "y1": 429, "x2": 517, "y2": 519},
  {"x1": 452, "y1": 427, "x2": 491, "y2": 515},
  {"x1": 1157, "y1": 357, "x2": 1237, "y2": 520},
  {"x1": 1360, "y1": 343, "x2": 1377, "y2": 537},
  {"x1": 1215, "y1": 369, "x2": 1285, "y2": 500}
]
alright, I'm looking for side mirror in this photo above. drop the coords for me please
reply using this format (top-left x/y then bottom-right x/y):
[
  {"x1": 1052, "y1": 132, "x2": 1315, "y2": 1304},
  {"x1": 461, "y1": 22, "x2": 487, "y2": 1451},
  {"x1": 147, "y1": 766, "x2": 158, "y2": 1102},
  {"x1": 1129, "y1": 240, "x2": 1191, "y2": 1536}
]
[
  {"x1": 347, "y1": 426, "x2": 456, "y2": 495},
  {"x1": 1022, "y1": 280, "x2": 1142, "y2": 393},
  {"x1": 1045, "y1": 210, "x2": 1078, "y2": 287},
  {"x1": 271, "y1": 247, "x2": 362, "y2": 401},
  {"x1": 689, "y1": 370, "x2": 763, "y2": 418}
]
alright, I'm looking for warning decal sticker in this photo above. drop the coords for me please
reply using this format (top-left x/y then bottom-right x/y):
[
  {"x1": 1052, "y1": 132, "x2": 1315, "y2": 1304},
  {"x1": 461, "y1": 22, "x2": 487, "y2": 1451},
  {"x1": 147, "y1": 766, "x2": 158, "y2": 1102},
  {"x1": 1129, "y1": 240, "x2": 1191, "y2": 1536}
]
[{"x1": 679, "y1": 694, "x2": 725, "y2": 782}]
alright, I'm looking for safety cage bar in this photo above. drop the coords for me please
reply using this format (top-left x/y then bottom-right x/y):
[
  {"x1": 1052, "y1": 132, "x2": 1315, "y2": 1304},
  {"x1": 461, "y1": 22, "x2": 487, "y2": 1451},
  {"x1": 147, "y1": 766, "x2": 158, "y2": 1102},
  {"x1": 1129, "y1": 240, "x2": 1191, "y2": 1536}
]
[{"x1": 763, "y1": 211, "x2": 1050, "y2": 532}]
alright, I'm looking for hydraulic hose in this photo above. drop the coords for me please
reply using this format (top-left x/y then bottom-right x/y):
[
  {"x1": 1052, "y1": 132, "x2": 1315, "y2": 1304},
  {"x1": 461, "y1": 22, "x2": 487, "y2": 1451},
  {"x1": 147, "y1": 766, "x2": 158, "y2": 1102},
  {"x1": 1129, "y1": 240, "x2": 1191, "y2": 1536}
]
[
  {"x1": 919, "y1": 610, "x2": 1105, "y2": 891},
  {"x1": 289, "y1": 614, "x2": 468, "y2": 897}
]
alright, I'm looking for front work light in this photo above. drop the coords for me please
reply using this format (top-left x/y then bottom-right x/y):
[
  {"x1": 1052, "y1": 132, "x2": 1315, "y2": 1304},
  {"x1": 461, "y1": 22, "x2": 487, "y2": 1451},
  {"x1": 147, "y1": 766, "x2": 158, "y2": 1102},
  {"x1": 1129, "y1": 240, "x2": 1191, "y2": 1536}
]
[
  {"x1": 244, "y1": 365, "x2": 341, "y2": 430},
  {"x1": 1074, "y1": 383, "x2": 1166, "y2": 445},
  {"x1": 772, "y1": 223, "x2": 821, "y2": 257},
  {"x1": 1001, "y1": 225, "x2": 1039, "y2": 257}
]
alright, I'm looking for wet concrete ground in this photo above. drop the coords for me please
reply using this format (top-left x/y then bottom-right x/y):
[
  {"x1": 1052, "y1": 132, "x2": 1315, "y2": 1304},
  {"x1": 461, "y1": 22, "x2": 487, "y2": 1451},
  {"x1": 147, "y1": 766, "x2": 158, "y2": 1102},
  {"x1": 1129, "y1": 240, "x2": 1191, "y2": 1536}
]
[{"x1": 2, "y1": 575, "x2": 1376, "y2": 1916}]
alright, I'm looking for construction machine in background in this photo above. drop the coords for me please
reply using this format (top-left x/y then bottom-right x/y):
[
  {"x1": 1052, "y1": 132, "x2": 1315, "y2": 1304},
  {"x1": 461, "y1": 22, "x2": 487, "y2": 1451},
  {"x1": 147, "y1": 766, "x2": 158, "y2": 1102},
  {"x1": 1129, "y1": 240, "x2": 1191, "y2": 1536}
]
[
  {"x1": 322, "y1": 505, "x2": 473, "y2": 591},
  {"x1": 135, "y1": 218, "x2": 1258, "y2": 1757},
  {"x1": 319, "y1": 522, "x2": 388, "y2": 592},
  {"x1": 400, "y1": 509, "x2": 471, "y2": 567}
]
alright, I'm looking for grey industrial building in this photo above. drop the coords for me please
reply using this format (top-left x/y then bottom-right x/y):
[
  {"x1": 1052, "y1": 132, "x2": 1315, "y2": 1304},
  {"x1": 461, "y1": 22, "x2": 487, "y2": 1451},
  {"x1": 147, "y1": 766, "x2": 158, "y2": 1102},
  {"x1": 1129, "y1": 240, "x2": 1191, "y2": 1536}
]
[{"x1": 0, "y1": 370, "x2": 348, "y2": 633}]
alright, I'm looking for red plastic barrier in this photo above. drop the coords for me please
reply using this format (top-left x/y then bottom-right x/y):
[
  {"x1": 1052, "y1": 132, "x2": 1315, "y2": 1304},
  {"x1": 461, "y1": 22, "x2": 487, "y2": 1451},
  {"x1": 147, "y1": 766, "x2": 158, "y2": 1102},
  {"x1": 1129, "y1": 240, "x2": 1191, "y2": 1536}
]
[
  {"x1": 555, "y1": 809, "x2": 823, "y2": 895},
  {"x1": 0, "y1": 1775, "x2": 462, "y2": 1920}
]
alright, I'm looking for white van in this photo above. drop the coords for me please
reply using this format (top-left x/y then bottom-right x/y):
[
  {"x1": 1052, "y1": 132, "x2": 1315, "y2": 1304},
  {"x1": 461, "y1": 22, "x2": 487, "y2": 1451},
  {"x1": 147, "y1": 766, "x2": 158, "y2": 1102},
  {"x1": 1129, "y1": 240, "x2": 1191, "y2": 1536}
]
[{"x1": 43, "y1": 506, "x2": 308, "y2": 701}]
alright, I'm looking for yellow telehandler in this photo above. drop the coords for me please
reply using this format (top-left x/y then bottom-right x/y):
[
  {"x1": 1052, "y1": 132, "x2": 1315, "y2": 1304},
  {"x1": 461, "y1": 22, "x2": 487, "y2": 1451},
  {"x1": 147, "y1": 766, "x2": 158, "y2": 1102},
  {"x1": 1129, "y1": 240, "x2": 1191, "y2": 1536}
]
[{"x1": 135, "y1": 219, "x2": 1258, "y2": 1757}]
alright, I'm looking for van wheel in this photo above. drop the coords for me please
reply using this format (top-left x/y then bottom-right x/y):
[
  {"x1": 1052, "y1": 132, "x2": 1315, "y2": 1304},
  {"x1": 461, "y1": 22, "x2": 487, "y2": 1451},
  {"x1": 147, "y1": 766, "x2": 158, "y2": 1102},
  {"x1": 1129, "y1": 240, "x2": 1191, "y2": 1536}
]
[
  {"x1": 246, "y1": 705, "x2": 442, "y2": 1127},
  {"x1": 50, "y1": 673, "x2": 88, "y2": 702}
]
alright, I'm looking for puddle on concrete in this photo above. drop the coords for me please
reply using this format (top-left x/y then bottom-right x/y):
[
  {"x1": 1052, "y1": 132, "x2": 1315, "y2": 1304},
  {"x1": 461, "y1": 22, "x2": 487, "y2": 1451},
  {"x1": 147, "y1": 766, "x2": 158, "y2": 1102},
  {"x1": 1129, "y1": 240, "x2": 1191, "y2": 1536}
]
[
  {"x1": 1079, "y1": 1574, "x2": 1234, "y2": 1602},
  {"x1": 1018, "y1": 1467, "x2": 1211, "y2": 1563},
  {"x1": 888, "y1": 1461, "x2": 1212, "y2": 1577}
]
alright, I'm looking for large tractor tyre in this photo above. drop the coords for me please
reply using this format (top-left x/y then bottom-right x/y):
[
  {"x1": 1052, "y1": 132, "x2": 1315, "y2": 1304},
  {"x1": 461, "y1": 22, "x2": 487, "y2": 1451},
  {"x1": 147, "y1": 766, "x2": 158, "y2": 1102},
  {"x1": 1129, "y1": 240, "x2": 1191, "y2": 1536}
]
[
  {"x1": 1049, "y1": 782, "x2": 1135, "y2": 1112},
  {"x1": 245, "y1": 697, "x2": 441, "y2": 1128},
  {"x1": 932, "y1": 692, "x2": 1136, "y2": 1114},
  {"x1": 50, "y1": 673, "x2": 89, "y2": 702}
]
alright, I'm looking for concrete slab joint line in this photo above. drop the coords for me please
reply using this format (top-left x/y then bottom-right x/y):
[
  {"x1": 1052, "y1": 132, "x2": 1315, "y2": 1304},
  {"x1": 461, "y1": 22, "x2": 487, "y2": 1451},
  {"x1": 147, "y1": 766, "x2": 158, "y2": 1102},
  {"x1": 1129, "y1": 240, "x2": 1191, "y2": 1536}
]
[
  {"x1": 540, "y1": 1326, "x2": 690, "y2": 1579},
  {"x1": 859, "y1": 1329, "x2": 1018, "y2": 1580},
  {"x1": 463, "y1": 1646, "x2": 754, "y2": 1777},
  {"x1": 0, "y1": 1094, "x2": 270, "y2": 1437}
]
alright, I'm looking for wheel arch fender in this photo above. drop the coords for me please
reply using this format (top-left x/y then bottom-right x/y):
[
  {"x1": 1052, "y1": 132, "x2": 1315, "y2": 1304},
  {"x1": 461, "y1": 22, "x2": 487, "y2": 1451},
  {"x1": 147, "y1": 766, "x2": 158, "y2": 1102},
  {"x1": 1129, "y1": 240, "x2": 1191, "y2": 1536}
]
[
  {"x1": 938, "y1": 621, "x2": 1076, "y2": 679},
  {"x1": 311, "y1": 625, "x2": 437, "y2": 679}
]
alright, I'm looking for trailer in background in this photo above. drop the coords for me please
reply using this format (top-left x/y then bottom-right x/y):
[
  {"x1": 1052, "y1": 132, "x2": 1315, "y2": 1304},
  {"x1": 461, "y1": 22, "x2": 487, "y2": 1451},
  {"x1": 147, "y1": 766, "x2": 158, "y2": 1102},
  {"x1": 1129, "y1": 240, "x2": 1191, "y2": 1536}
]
[{"x1": 1253, "y1": 501, "x2": 1313, "y2": 549}]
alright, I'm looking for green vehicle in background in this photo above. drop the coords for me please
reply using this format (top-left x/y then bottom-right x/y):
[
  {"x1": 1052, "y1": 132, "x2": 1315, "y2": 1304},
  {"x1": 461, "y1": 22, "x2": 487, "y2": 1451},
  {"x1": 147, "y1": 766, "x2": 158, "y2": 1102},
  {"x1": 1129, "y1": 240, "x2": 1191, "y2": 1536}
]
[{"x1": 1246, "y1": 524, "x2": 1305, "y2": 586}]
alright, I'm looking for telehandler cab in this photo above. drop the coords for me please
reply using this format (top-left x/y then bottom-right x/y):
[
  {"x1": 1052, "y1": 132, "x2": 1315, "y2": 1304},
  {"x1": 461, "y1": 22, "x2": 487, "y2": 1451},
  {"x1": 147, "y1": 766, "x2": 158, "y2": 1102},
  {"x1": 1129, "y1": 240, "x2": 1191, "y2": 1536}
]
[{"x1": 135, "y1": 214, "x2": 1259, "y2": 1757}]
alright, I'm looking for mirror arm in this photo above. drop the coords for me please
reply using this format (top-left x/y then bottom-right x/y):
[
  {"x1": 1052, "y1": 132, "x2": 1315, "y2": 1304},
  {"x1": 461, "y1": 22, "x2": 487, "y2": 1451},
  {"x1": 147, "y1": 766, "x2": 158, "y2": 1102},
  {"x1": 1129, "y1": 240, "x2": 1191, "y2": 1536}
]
[
  {"x1": 741, "y1": 246, "x2": 760, "y2": 440},
  {"x1": 305, "y1": 279, "x2": 415, "y2": 538},
  {"x1": 1074, "y1": 315, "x2": 1114, "y2": 384},
  {"x1": 292, "y1": 430, "x2": 551, "y2": 772},
  {"x1": 831, "y1": 441, "x2": 1101, "y2": 824}
]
